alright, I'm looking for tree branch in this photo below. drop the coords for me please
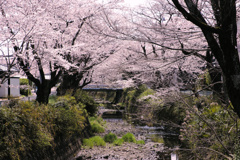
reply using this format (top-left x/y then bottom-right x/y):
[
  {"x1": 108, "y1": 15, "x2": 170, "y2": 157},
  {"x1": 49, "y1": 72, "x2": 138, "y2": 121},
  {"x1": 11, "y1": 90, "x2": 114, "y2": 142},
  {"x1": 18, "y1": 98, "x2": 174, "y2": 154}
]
[{"x1": 171, "y1": 0, "x2": 222, "y2": 33}]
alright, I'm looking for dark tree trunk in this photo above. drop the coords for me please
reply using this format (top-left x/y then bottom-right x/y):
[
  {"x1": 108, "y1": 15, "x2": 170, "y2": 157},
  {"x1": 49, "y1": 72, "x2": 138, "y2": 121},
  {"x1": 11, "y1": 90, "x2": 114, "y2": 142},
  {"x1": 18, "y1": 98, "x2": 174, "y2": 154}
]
[
  {"x1": 36, "y1": 80, "x2": 51, "y2": 104},
  {"x1": 57, "y1": 70, "x2": 92, "y2": 96},
  {"x1": 57, "y1": 74, "x2": 80, "y2": 96}
]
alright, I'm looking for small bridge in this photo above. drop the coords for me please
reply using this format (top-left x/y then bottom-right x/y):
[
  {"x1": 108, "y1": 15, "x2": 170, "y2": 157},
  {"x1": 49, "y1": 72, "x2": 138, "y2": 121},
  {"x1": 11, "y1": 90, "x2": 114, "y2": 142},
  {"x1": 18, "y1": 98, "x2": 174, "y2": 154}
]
[
  {"x1": 82, "y1": 84, "x2": 123, "y2": 91},
  {"x1": 82, "y1": 84, "x2": 123, "y2": 104}
]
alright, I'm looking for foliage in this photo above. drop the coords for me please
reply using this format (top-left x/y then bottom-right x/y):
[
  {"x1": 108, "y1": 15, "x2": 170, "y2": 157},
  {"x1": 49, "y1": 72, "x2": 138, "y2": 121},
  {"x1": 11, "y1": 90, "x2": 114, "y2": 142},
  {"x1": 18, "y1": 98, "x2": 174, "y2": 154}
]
[
  {"x1": 74, "y1": 90, "x2": 98, "y2": 116},
  {"x1": 149, "y1": 135, "x2": 164, "y2": 143},
  {"x1": 104, "y1": 132, "x2": 117, "y2": 143},
  {"x1": 195, "y1": 70, "x2": 212, "y2": 91},
  {"x1": 48, "y1": 95, "x2": 58, "y2": 105},
  {"x1": 19, "y1": 78, "x2": 29, "y2": 85},
  {"x1": 138, "y1": 87, "x2": 155, "y2": 100},
  {"x1": 0, "y1": 101, "x2": 52, "y2": 160},
  {"x1": 0, "y1": 98, "x2": 88, "y2": 160},
  {"x1": 154, "y1": 98, "x2": 186, "y2": 126},
  {"x1": 122, "y1": 132, "x2": 136, "y2": 143},
  {"x1": 82, "y1": 139, "x2": 94, "y2": 149},
  {"x1": 113, "y1": 138, "x2": 124, "y2": 146},
  {"x1": 83, "y1": 136, "x2": 106, "y2": 148},
  {"x1": 179, "y1": 98, "x2": 239, "y2": 159},
  {"x1": 89, "y1": 116, "x2": 105, "y2": 133},
  {"x1": 19, "y1": 79, "x2": 31, "y2": 96},
  {"x1": 136, "y1": 140, "x2": 145, "y2": 145},
  {"x1": 20, "y1": 85, "x2": 32, "y2": 96},
  {"x1": 55, "y1": 94, "x2": 78, "y2": 109},
  {"x1": 91, "y1": 123, "x2": 105, "y2": 133},
  {"x1": 121, "y1": 84, "x2": 152, "y2": 116}
]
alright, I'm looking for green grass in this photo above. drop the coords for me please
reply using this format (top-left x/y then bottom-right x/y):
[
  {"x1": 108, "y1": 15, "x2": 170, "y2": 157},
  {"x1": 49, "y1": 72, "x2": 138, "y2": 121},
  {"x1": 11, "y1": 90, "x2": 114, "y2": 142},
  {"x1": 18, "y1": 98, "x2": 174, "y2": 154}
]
[
  {"x1": 136, "y1": 140, "x2": 145, "y2": 145},
  {"x1": 122, "y1": 132, "x2": 136, "y2": 143},
  {"x1": 90, "y1": 121, "x2": 105, "y2": 133},
  {"x1": 113, "y1": 138, "x2": 124, "y2": 146},
  {"x1": 83, "y1": 136, "x2": 106, "y2": 148},
  {"x1": 104, "y1": 132, "x2": 117, "y2": 143},
  {"x1": 89, "y1": 116, "x2": 105, "y2": 133},
  {"x1": 83, "y1": 139, "x2": 94, "y2": 149},
  {"x1": 149, "y1": 135, "x2": 164, "y2": 143}
]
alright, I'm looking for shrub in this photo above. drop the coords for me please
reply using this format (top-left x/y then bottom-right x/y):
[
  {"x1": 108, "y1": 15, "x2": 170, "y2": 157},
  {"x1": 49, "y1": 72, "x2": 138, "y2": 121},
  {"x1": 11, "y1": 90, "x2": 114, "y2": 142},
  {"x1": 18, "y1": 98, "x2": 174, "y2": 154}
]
[
  {"x1": 0, "y1": 101, "x2": 53, "y2": 160},
  {"x1": 83, "y1": 136, "x2": 106, "y2": 148},
  {"x1": 74, "y1": 90, "x2": 98, "y2": 116},
  {"x1": 19, "y1": 78, "x2": 29, "y2": 85},
  {"x1": 136, "y1": 140, "x2": 145, "y2": 145},
  {"x1": 122, "y1": 132, "x2": 136, "y2": 143},
  {"x1": 89, "y1": 116, "x2": 105, "y2": 133},
  {"x1": 0, "y1": 99, "x2": 88, "y2": 160},
  {"x1": 90, "y1": 136, "x2": 106, "y2": 146},
  {"x1": 89, "y1": 116, "x2": 106, "y2": 126},
  {"x1": 104, "y1": 132, "x2": 117, "y2": 143},
  {"x1": 48, "y1": 95, "x2": 58, "y2": 105},
  {"x1": 83, "y1": 139, "x2": 94, "y2": 149},
  {"x1": 20, "y1": 85, "x2": 31, "y2": 96},
  {"x1": 20, "y1": 78, "x2": 32, "y2": 96},
  {"x1": 149, "y1": 135, "x2": 164, "y2": 143},
  {"x1": 113, "y1": 138, "x2": 124, "y2": 146},
  {"x1": 91, "y1": 122, "x2": 105, "y2": 133}
]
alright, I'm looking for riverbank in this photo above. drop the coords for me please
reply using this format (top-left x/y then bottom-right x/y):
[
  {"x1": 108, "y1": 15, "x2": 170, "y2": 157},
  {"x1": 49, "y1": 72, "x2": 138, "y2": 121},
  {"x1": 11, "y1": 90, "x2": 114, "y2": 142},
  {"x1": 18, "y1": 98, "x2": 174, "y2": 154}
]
[{"x1": 74, "y1": 118, "x2": 165, "y2": 159}]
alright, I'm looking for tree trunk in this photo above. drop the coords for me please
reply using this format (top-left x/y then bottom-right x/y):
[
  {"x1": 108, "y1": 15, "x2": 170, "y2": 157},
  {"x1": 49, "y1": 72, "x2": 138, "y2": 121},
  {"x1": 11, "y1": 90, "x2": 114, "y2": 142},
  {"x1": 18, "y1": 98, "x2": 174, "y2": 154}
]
[
  {"x1": 57, "y1": 70, "x2": 92, "y2": 96},
  {"x1": 57, "y1": 74, "x2": 80, "y2": 96},
  {"x1": 224, "y1": 73, "x2": 240, "y2": 118},
  {"x1": 36, "y1": 80, "x2": 51, "y2": 104}
]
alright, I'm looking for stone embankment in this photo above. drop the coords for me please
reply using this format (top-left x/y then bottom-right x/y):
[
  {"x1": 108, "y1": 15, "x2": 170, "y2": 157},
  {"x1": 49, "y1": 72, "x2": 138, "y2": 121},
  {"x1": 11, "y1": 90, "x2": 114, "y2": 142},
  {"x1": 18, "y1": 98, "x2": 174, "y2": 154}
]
[{"x1": 74, "y1": 119, "x2": 164, "y2": 160}]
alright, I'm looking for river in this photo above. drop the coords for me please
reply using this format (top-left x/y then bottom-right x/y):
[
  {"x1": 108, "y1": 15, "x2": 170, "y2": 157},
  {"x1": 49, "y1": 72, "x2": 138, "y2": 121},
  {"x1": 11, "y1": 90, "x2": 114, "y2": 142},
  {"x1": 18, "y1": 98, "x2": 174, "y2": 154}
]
[{"x1": 75, "y1": 113, "x2": 180, "y2": 160}]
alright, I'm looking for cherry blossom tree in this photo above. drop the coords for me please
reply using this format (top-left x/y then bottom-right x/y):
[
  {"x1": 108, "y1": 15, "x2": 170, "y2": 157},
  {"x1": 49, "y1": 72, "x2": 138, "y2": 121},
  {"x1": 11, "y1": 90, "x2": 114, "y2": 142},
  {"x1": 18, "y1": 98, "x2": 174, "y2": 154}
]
[
  {"x1": 0, "y1": 0, "x2": 120, "y2": 103},
  {"x1": 89, "y1": 1, "x2": 207, "y2": 93}
]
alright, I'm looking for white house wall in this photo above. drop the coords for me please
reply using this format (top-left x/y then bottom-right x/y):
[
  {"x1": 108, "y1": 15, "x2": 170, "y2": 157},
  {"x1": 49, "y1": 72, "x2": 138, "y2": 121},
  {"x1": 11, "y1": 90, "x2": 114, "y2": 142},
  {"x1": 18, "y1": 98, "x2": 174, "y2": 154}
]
[
  {"x1": 0, "y1": 82, "x2": 8, "y2": 97},
  {"x1": 0, "y1": 77, "x2": 20, "y2": 97},
  {"x1": 10, "y1": 78, "x2": 20, "y2": 97}
]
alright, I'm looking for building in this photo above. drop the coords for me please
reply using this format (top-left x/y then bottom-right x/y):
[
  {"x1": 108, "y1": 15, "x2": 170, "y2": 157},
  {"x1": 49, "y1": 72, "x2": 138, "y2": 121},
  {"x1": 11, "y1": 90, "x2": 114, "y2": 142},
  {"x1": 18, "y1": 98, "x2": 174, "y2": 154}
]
[{"x1": 0, "y1": 64, "x2": 20, "y2": 98}]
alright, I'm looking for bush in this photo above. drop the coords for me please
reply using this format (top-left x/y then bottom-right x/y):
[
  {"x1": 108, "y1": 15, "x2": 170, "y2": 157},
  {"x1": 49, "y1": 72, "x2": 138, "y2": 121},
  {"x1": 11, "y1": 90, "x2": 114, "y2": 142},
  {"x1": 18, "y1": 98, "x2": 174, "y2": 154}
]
[
  {"x1": 179, "y1": 97, "x2": 240, "y2": 159},
  {"x1": 55, "y1": 95, "x2": 77, "y2": 109},
  {"x1": 19, "y1": 78, "x2": 29, "y2": 85},
  {"x1": 20, "y1": 85, "x2": 31, "y2": 96},
  {"x1": 136, "y1": 140, "x2": 145, "y2": 145},
  {"x1": 48, "y1": 95, "x2": 58, "y2": 105},
  {"x1": 149, "y1": 135, "x2": 164, "y2": 143},
  {"x1": 122, "y1": 132, "x2": 136, "y2": 143},
  {"x1": 83, "y1": 136, "x2": 106, "y2": 148},
  {"x1": 83, "y1": 139, "x2": 94, "y2": 149},
  {"x1": 74, "y1": 90, "x2": 98, "y2": 116},
  {"x1": 91, "y1": 122, "x2": 105, "y2": 133},
  {"x1": 113, "y1": 138, "x2": 124, "y2": 146},
  {"x1": 90, "y1": 136, "x2": 106, "y2": 146},
  {"x1": 0, "y1": 99, "x2": 88, "y2": 160},
  {"x1": 20, "y1": 78, "x2": 31, "y2": 96},
  {"x1": 104, "y1": 132, "x2": 117, "y2": 143},
  {"x1": 89, "y1": 116, "x2": 105, "y2": 133}
]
